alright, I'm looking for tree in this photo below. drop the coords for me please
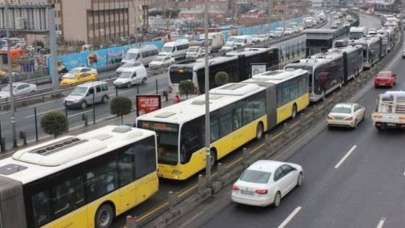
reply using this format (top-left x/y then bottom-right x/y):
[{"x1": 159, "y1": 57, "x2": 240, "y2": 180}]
[
  {"x1": 215, "y1": 71, "x2": 230, "y2": 86},
  {"x1": 179, "y1": 80, "x2": 195, "y2": 99},
  {"x1": 110, "y1": 96, "x2": 132, "y2": 124},
  {"x1": 41, "y1": 112, "x2": 68, "y2": 138}
]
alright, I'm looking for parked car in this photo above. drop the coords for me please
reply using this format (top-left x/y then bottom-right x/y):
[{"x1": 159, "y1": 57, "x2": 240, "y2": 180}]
[
  {"x1": 116, "y1": 62, "x2": 144, "y2": 74},
  {"x1": 0, "y1": 82, "x2": 37, "y2": 99},
  {"x1": 186, "y1": 46, "x2": 206, "y2": 59},
  {"x1": 113, "y1": 64, "x2": 147, "y2": 88},
  {"x1": 374, "y1": 71, "x2": 397, "y2": 88},
  {"x1": 60, "y1": 67, "x2": 98, "y2": 87},
  {"x1": 327, "y1": 103, "x2": 366, "y2": 128},
  {"x1": 231, "y1": 160, "x2": 303, "y2": 207},
  {"x1": 149, "y1": 55, "x2": 175, "y2": 69},
  {"x1": 64, "y1": 81, "x2": 109, "y2": 109}
]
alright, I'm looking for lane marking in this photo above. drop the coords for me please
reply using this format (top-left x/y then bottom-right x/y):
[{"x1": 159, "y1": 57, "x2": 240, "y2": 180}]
[
  {"x1": 249, "y1": 143, "x2": 265, "y2": 155},
  {"x1": 335, "y1": 145, "x2": 357, "y2": 169},
  {"x1": 137, "y1": 202, "x2": 169, "y2": 222},
  {"x1": 278, "y1": 206, "x2": 302, "y2": 228},
  {"x1": 376, "y1": 217, "x2": 386, "y2": 228}
]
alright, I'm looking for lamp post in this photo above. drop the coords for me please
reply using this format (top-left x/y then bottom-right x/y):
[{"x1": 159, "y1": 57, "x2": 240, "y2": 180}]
[
  {"x1": 5, "y1": 1, "x2": 17, "y2": 148},
  {"x1": 204, "y1": 0, "x2": 211, "y2": 185}
]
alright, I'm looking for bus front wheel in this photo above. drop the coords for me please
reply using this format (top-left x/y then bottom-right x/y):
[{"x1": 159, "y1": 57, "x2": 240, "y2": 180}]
[{"x1": 95, "y1": 203, "x2": 115, "y2": 228}]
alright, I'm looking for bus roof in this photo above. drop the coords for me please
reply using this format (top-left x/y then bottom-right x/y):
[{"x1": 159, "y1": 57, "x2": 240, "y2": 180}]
[
  {"x1": 226, "y1": 47, "x2": 274, "y2": 57},
  {"x1": 0, "y1": 125, "x2": 155, "y2": 184},
  {"x1": 246, "y1": 69, "x2": 308, "y2": 85},
  {"x1": 286, "y1": 50, "x2": 343, "y2": 69},
  {"x1": 169, "y1": 55, "x2": 238, "y2": 71},
  {"x1": 137, "y1": 83, "x2": 266, "y2": 125}
]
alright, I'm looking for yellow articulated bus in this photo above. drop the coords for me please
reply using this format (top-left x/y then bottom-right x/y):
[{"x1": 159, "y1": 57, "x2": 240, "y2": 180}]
[
  {"x1": 136, "y1": 69, "x2": 309, "y2": 180},
  {"x1": 0, "y1": 125, "x2": 158, "y2": 228}
]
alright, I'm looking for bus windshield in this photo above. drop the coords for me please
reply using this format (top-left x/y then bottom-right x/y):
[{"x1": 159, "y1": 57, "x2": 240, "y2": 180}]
[
  {"x1": 138, "y1": 121, "x2": 179, "y2": 165},
  {"x1": 169, "y1": 67, "x2": 193, "y2": 84}
]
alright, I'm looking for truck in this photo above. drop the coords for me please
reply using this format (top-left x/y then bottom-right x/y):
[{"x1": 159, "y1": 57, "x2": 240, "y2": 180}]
[{"x1": 372, "y1": 91, "x2": 405, "y2": 130}]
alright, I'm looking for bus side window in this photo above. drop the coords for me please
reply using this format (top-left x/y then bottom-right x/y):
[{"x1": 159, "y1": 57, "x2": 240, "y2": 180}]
[
  {"x1": 134, "y1": 136, "x2": 156, "y2": 178},
  {"x1": 180, "y1": 117, "x2": 204, "y2": 164},
  {"x1": 233, "y1": 106, "x2": 243, "y2": 130},
  {"x1": 31, "y1": 190, "x2": 52, "y2": 226},
  {"x1": 85, "y1": 160, "x2": 118, "y2": 200}
]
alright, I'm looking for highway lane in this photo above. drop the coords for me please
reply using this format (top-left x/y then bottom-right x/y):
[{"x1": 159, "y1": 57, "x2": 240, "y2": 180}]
[
  {"x1": 0, "y1": 72, "x2": 170, "y2": 149},
  {"x1": 192, "y1": 34, "x2": 405, "y2": 228}
]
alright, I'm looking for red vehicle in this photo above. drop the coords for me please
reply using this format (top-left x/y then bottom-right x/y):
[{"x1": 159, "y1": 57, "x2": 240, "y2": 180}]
[{"x1": 374, "y1": 71, "x2": 397, "y2": 88}]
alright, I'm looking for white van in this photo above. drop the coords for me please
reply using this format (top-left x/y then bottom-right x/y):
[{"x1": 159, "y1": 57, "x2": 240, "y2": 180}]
[
  {"x1": 121, "y1": 45, "x2": 159, "y2": 66},
  {"x1": 113, "y1": 64, "x2": 147, "y2": 88},
  {"x1": 64, "y1": 81, "x2": 109, "y2": 109},
  {"x1": 159, "y1": 39, "x2": 190, "y2": 60}
]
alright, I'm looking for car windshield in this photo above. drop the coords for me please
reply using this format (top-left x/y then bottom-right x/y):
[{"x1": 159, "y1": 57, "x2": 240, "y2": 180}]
[
  {"x1": 121, "y1": 62, "x2": 140, "y2": 68},
  {"x1": 70, "y1": 86, "x2": 87, "y2": 96},
  {"x1": 239, "y1": 170, "x2": 271, "y2": 184},
  {"x1": 331, "y1": 106, "x2": 352, "y2": 114},
  {"x1": 161, "y1": 46, "x2": 174, "y2": 53},
  {"x1": 124, "y1": 52, "x2": 139, "y2": 60},
  {"x1": 119, "y1": 72, "x2": 133, "y2": 78},
  {"x1": 378, "y1": 72, "x2": 392, "y2": 78}
]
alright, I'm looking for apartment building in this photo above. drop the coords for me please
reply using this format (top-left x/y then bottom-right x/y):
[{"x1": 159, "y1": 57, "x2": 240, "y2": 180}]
[{"x1": 1, "y1": 0, "x2": 154, "y2": 44}]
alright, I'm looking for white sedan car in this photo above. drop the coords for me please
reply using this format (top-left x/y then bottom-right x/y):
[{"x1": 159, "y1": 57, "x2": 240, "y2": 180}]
[
  {"x1": 232, "y1": 160, "x2": 303, "y2": 207},
  {"x1": 0, "y1": 82, "x2": 37, "y2": 99},
  {"x1": 327, "y1": 103, "x2": 366, "y2": 128},
  {"x1": 149, "y1": 55, "x2": 175, "y2": 69}
]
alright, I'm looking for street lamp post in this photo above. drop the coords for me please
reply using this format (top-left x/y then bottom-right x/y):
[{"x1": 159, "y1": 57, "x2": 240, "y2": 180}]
[
  {"x1": 5, "y1": 1, "x2": 17, "y2": 148},
  {"x1": 204, "y1": 0, "x2": 212, "y2": 185}
]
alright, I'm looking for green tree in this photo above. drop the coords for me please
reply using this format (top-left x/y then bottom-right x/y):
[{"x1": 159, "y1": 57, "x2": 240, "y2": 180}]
[
  {"x1": 179, "y1": 80, "x2": 195, "y2": 99},
  {"x1": 41, "y1": 112, "x2": 68, "y2": 138},
  {"x1": 110, "y1": 96, "x2": 132, "y2": 124},
  {"x1": 215, "y1": 71, "x2": 229, "y2": 86}
]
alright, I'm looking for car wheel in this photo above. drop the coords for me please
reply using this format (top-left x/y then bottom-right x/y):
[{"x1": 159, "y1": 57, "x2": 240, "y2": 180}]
[
  {"x1": 81, "y1": 101, "x2": 88, "y2": 109},
  {"x1": 297, "y1": 173, "x2": 303, "y2": 187},
  {"x1": 95, "y1": 203, "x2": 114, "y2": 228},
  {"x1": 273, "y1": 192, "x2": 282, "y2": 208}
]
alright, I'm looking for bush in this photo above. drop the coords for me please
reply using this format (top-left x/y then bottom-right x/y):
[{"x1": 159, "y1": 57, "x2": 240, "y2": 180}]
[
  {"x1": 41, "y1": 112, "x2": 68, "y2": 138},
  {"x1": 179, "y1": 80, "x2": 195, "y2": 98},
  {"x1": 110, "y1": 96, "x2": 132, "y2": 123},
  {"x1": 215, "y1": 71, "x2": 229, "y2": 86}
]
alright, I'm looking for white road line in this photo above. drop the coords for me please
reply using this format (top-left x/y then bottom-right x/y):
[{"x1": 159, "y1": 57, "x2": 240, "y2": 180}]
[
  {"x1": 24, "y1": 107, "x2": 64, "y2": 119},
  {"x1": 278, "y1": 206, "x2": 302, "y2": 228},
  {"x1": 376, "y1": 217, "x2": 386, "y2": 228},
  {"x1": 335, "y1": 145, "x2": 357, "y2": 169}
]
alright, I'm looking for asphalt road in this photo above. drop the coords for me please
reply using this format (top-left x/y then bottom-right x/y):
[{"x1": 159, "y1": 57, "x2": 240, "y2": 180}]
[{"x1": 184, "y1": 15, "x2": 405, "y2": 228}]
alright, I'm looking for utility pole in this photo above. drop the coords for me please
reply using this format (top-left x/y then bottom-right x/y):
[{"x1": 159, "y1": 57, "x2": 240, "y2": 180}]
[
  {"x1": 5, "y1": 1, "x2": 17, "y2": 148},
  {"x1": 48, "y1": 6, "x2": 59, "y2": 90},
  {"x1": 204, "y1": 0, "x2": 211, "y2": 186}
]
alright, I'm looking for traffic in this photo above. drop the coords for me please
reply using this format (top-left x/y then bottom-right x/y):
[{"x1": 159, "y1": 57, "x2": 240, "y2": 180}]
[{"x1": 0, "y1": 6, "x2": 402, "y2": 228}]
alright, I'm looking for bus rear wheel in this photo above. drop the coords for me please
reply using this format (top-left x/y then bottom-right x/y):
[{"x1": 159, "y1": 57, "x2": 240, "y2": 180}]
[
  {"x1": 256, "y1": 123, "x2": 264, "y2": 140},
  {"x1": 95, "y1": 203, "x2": 115, "y2": 228},
  {"x1": 291, "y1": 104, "x2": 298, "y2": 119}
]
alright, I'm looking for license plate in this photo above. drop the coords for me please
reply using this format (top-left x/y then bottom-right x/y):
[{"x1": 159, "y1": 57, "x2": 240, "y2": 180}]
[
  {"x1": 241, "y1": 190, "x2": 254, "y2": 195},
  {"x1": 387, "y1": 123, "x2": 396, "y2": 127}
]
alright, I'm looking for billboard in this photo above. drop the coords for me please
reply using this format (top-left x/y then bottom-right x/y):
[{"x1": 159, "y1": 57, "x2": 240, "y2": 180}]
[{"x1": 136, "y1": 95, "x2": 162, "y2": 116}]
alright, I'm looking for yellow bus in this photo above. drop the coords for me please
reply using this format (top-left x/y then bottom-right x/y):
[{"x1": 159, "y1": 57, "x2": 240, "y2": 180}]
[
  {"x1": 137, "y1": 69, "x2": 309, "y2": 180},
  {"x1": 0, "y1": 125, "x2": 158, "y2": 228}
]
